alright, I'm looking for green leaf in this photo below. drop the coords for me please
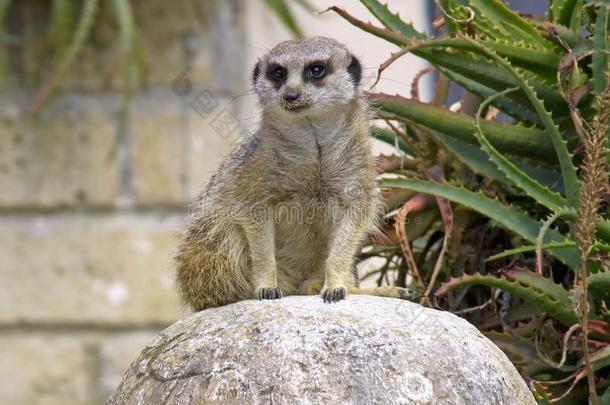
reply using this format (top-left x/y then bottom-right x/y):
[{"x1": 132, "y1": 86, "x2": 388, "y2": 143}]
[
  {"x1": 436, "y1": 270, "x2": 577, "y2": 325},
  {"x1": 371, "y1": 126, "x2": 416, "y2": 156},
  {"x1": 589, "y1": 272, "x2": 610, "y2": 291},
  {"x1": 440, "y1": 69, "x2": 542, "y2": 125},
  {"x1": 430, "y1": 130, "x2": 564, "y2": 192},
  {"x1": 480, "y1": 37, "x2": 560, "y2": 80},
  {"x1": 413, "y1": 36, "x2": 559, "y2": 79},
  {"x1": 458, "y1": 36, "x2": 580, "y2": 208},
  {"x1": 358, "y1": 0, "x2": 425, "y2": 39},
  {"x1": 292, "y1": 0, "x2": 316, "y2": 13},
  {"x1": 27, "y1": 0, "x2": 99, "y2": 114},
  {"x1": 0, "y1": 0, "x2": 11, "y2": 80},
  {"x1": 111, "y1": 0, "x2": 136, "y2": 111},
  {"x1": 51, "y1": 0, "x2": 78, "y2": 65},
  {"x1": 384, "y1": 35, "x2": 577, "y2": 205},
  {"x1": 591, "y1": 344, "x2": 610, "y2": 372},
  {"x1": 504, "y1": 268, "x2": 573, "y2": 307},
  {"x1": 422, "y1": 51, "x2": 568, "y2": 117},
  {"x1": 549, "y1": 0, "x2": 580, "y2": 27},
  {"x1": 485, "y1": 242, "x2": 576, "y2": 262},
  {"x1": 474, "y1": 88, "x2": 567, "y2": 211},
  {"x1": 592, "y1": 4, "x2": 609, "y2": 94},
  {"x1": 328, "y1": 6, "x2": 410, "y2": 46},
  {"x1": 0, "y1": 0, "x2": 10, "y2": 23},
  {"x1": 334, "y1": 8, "x2": 569, "y2": 118},
  {"x1": 264, "y1": 0, "x2": 303, "y2": 38},
  {"x1": 468, "y1": 0, "x2": 552, "y2": 48},
  {"x1": 367, "y1": 92, "x2": 559, "y2": 164},
  {"x1": 485, "y1": 331, "x2": 551, "y2": 375},
  {"x1": 380, "y1": 177, "x2": 579, "y2": 268},
  {"x1": 431, "y1": 130, "x2": 507, "y2": 182}
]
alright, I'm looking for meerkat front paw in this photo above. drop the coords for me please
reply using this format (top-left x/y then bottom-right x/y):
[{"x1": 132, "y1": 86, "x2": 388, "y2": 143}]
[
  {"x1": 257, "y1": 287, "x2": 283, "y2": 300},
  {"x1": 321, "y1": 287, "x2": 346, "y2": 303}
]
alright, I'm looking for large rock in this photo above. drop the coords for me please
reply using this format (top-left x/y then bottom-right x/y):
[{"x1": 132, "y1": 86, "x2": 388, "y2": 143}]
[{"x1": 108, "y1": 296, "x2": 535, "y2": 405}]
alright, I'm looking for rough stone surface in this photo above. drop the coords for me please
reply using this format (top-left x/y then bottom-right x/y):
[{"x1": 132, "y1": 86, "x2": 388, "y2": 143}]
[
  {"x1": 109, "y1": 296, "x2": 535, "y2": 405},
  {"x1": 0, "y1": 213, "x2": 185, "y2": 324}
]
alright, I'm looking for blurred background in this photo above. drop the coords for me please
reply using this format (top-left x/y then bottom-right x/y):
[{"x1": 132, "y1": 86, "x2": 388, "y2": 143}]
[{"x1": 0, "y1": 0, "x2": 543, "y2": 404}]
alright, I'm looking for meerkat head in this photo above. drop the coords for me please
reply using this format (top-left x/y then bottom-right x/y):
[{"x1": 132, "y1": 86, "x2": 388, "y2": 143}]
[{"x1": 252, "y1": 36, "x2": 362, "y2": 118}]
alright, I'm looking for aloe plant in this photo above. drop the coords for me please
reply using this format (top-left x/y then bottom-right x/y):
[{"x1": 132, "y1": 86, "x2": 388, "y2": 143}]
[{"x1": 334, "y1": 1, "x2": 610, "y2": 402}]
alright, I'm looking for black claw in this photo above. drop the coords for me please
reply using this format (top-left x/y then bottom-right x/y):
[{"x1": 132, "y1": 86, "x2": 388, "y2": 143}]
[
  {"x1": 258, "y1": 287, "x2": 283, "y2": 300},
  {"x1": 322, "y1": 287, "x2": 346, "y2": 303}
]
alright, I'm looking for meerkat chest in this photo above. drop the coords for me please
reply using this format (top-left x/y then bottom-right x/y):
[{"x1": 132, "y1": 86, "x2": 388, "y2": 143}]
[{"x1": 274, "y1": 143, "x2": 368, "y2": 204}]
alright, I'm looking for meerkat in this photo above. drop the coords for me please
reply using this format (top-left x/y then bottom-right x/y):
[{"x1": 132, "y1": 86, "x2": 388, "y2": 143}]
[{"x1": 175, "y1": 36, "x2": 415, "y2": 311}]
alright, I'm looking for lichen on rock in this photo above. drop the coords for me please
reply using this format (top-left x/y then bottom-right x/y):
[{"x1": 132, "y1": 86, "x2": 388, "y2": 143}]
[{"x1": 108, "y1": 296, "x2": 535, "y2": 405}]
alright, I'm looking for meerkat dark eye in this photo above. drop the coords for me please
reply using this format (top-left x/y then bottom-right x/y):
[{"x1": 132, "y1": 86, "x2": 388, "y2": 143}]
[
  {"x1": 272, "y1": 67, "x2": 286, "y2": 80},
  {"x1": 308, "y1": 63, "x2": 326, "y2": 79},
  {"x1": 265, "y1": 64, "x2": 288, "y2": 88}
]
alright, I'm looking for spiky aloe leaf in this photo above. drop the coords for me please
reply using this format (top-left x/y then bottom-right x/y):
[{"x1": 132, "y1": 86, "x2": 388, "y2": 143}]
[
  {"x1": 367, "y1": 92, "x2": 558, "y2": 163},
  {"x1": 480, "y1": 37, "x2": 560, "y2": 80},
  {"x1": 485, "y1": 331, "x2": 551, "y2": 375},
  {"x1": 468, "y1": 0, "x2": 553, "y2": 48},
  {"x1": 430, "y1": 130, "x2": 564, "y2": 192},
  {"x1": 332, "y1": 8, "x2": 569, "y2": 118},
  {"x1": 544, "y1": 20, "x2": 588, "y2": 49},
  {"x1": 458, "y1": 35, "x2": 580, "y2": 208},
  {"x1": 431, "y1": 36, "x2": 560, "y2": 77},
  {"x1": 431, "y1": 130, "x2": 506, "y2": 183},
  {"x1": 380, "y1": 177, "x2": 580, "y2": 268},
  {"x1": 387, "y1": 37, "x2": 576, "y2": 200},
  {"x1": 422, "y1": 51, "x2": 568, "y2": 117},
  {"x1": 437, "y1": 0, "x2": 461, "y2": 33},
  {"x1": 435, "y1": 270, "x2": 577, "y2": 325},
  {"x1": 485, "y1": 242, "x2": 576, "y2": 262},
  {"x1": 550, "y1": 0, "x2": 581, "y2": 28},
  {"x1": 474, "y1": 88, "x2": 567, "y2": 210},
  {"x1": 441, "y1": 69, "x2": 542, "y2": 124},
  {"x1": 504, "y1": 268, "x2": 573, "y2": 307},
  {"x1": 358, "y1": 0, "x2": 425, "y2": 39},
  {"x1": 371, "y1": 126, "x2": 415, "y2": 156},
  {"x1": 592, "y1": 5, "x2": 609, "y2": 94}
]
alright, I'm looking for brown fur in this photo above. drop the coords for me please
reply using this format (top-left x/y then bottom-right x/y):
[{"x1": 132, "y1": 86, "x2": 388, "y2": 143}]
[{"x1": 175, "y1": 37, "x2": 414, "y2": 311}]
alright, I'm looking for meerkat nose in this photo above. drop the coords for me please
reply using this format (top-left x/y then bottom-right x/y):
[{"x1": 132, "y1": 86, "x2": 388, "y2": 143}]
[{"x1": 283, "y1": 87, "x2": 300, "y2": 102}]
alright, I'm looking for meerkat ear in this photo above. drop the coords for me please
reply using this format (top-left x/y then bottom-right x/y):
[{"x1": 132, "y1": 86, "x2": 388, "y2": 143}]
[
  {"x1": 252, "y1": 60, "x2": 261, "y2": 86},
  {"x1": 347, "y1": 55, "x2": 362, "y2": 86}
]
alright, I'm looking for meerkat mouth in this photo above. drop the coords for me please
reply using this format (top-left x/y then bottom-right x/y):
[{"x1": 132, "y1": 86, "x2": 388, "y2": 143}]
[{"x1": 283, "y1": 104, "x2": 310, "y2": 113}]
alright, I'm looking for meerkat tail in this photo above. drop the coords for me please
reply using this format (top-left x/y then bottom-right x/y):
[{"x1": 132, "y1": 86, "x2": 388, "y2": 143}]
[{"x1": 349, "y1": 286, "x2": 420, "y2": 301}]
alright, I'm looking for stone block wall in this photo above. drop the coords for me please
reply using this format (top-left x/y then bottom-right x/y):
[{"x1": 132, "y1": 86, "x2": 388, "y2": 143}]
[{"x1": 0, "y1": 1, "x2": 248, "y2": 403}]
